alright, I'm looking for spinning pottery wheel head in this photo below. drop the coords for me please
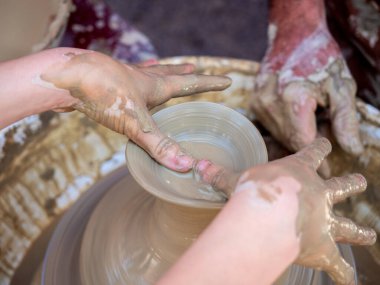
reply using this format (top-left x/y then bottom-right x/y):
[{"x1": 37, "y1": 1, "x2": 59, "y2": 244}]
[{"x1": 126, "y1": 101, "x2": 268, "y2": 208}]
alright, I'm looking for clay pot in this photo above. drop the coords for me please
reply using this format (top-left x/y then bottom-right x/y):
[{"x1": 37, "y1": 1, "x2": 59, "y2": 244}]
[
  {"x1": 0, "y1": 0, "x2": 71, "y2": 61},
  {"x1": 80, "y1": 102, "x2": 268, "y2": 284},
  {"x1": 126, "y1": 102, "x2": 267, "y2": 206}
]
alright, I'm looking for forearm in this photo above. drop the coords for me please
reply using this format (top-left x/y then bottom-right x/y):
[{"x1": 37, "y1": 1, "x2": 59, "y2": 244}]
[
  {"x1": 157, "y1": 180, "x2": 300, "y2": 285},
  {"x1": 0, "y1": 47, "x2": 88, "y2": 129},
  {"x1": 269, "y1": 0, "x2": 326, "y2": 29}
]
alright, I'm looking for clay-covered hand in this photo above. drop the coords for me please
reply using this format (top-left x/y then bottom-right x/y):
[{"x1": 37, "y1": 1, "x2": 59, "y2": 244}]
[
  {"x1": 253, "y1": 4, "x2": 362, "y2": 155},
  {"x1": 196, "y1": 138, "x2": 376, "y2": 285},
  {"x1": 41, "y1": 51, "x2": 231, "y2": 171}
]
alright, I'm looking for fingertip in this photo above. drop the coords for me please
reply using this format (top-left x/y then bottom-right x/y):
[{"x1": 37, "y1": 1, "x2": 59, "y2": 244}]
[
  {"x1": 139, "y1": 58, "x2": 159, "y2": 67},
  {"x1": 193, "y1": 159, "x2": 220, "y2": 185},
  {"x1": 204, "y1": 75, "x2": 232, "y2": 90},
  {"x1": 341, "y1": 136, "x2": 364, "y2": 156},
  {"x1": 157, "y1": 151, "x2": 195, "y2": 173},
  {"x1": 289, "y1": 130, "x2": 317, "y2": 152},
  {"x1": 203, "y1": 75, "x2": 232, "y2": 90},
  {"x1": 362, "y1": 228, "x2": 378, "y2": 246},
  {"x1": 182, "y1": 63, "x2": 196, "y2": 74},
  {"x1": 221, "y1": 76, "x2": 232, "y2": 89},
  {"x1": 315, "y1": 137, "x2": 333, "y2": 153},
  {"x1": 353, "y1": 173, "x2": 367, "y2": 190},
  {"x1": 174, "y1": 154, "x2": 195, "y2": 172},
  {"x1": 141, "y1": 134, "x2": 194, "y2": 172},
  {"x1": 369, "y1": 229, "x2": 377, "y2": 245}
]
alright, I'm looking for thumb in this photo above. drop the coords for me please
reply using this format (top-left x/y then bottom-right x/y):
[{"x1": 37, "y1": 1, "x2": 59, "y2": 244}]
[{"x1": 133, "y1": 127, "x2": 195, "y2": 172}]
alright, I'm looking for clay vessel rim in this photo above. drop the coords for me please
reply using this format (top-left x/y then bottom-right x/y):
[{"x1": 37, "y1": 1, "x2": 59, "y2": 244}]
[{"x1": 126, "y1": 101, "x2": 268, "y2": 209}]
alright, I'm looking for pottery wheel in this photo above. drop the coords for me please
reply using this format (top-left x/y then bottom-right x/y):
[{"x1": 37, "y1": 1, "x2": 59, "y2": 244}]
[{"x1": 42, "y1": 167, "x2": 356, "y2": 285}]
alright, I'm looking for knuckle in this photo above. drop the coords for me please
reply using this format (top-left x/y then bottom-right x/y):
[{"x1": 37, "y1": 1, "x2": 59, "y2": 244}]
[
  {"x1": 351, "y1": 173, "x2": 367, "y2": 189},
  {"x1": 153, "y1": 137, "x2": 177, "y2": 160}
]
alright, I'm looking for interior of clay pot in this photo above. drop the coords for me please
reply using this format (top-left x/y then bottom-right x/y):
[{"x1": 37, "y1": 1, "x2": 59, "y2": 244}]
[{"x1": 126, "y1": 101, "x2": 268, "y2": 208}]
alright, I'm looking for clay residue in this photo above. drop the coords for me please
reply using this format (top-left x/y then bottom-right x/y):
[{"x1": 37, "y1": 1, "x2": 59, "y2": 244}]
[
  {"x1": 257, "y1": 184, "x2": 282, "y2": 203},
  {"x1": 40, "y1": 52, "x2": 155, "y2": 137}
]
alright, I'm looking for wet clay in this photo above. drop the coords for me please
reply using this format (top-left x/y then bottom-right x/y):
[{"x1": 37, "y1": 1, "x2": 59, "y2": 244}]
[
  {"x1": 0, "y1": 0, "x2": 70, "y2": 61},
  {"x1": 80, "y1": 173, "x2": 292, "y2": 285}
]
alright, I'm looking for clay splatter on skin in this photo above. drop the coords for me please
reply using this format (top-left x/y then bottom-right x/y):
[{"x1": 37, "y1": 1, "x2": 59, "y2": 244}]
[
  {"x1": 236, "y1": 180, "x2": 284, "y2": 203},
  {"x1": 252, "y1": 0, "x2": 363, "y2": 156},
  {"x1": 260, "y1": 184, "x2": 281, "y2": 202},
  {"x1": 63, "y1": 52, "x2": 79, "y2": 58}
]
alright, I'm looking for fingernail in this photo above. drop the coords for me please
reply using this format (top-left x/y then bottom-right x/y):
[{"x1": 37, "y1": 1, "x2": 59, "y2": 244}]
[
  {"x1": 143, "y1": 59, "x2": 158, "y2": 66},
  {"x1": 184, "y1": 64, "x2": 195, "y2": 73},
  {"x1": 212, "y1": 76, "x2": 232, "y2": 90},
  {"x1": 176, "y1": 155, "x2": 194, "y2": 170},
  {"x1": 369, "y1": 229, "x2": 377, "y2": 245},
  {"x1": 347, "y1": 138, "x2": 364, "y2": 156},
  {"x1": 223, "y1": 76, "x2": 232, "y2": 87},
  {"x1": 194, "y1": 159, "x2": 212, "y2": 173}
]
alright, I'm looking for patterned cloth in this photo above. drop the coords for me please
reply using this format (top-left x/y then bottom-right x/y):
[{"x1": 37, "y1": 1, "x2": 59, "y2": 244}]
[{"x1": 61, "y1": 0, "x2": 157, "y2": 63}]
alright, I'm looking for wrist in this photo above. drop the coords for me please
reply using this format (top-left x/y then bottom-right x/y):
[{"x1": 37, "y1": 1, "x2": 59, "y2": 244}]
[
  {"x1": 232, "y1": 174, "x2": 301, "y2": 256},
  {"x1": 0, "y1": 47, "x2": 87, "y2": 128}
]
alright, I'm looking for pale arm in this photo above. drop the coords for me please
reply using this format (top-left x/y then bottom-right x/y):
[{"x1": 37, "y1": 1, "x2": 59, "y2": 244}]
[
  {"x1": 159, "y1": 139, "x2": 376, "y2": 285},
  {"x1": 157, "y1": 180, "x2": 300, "y2": 285},
  {"x1": 0, "y1": 48, "x2": 84, "y2": 129},
  {"x1": 0, "y1": 48, "x2": 231, "y2": 171}
]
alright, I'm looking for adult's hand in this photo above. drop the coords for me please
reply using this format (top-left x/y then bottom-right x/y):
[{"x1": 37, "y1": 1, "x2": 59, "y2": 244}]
[
  {"x1": 41, "y1": 51, "x2": 231, "y2": 171},
  {"x1": 196, "y1": 138, "x2": 376, "y2": 285},
  {"x1": 253, "y1": 0, "x2": 362, "y2": 155}
]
